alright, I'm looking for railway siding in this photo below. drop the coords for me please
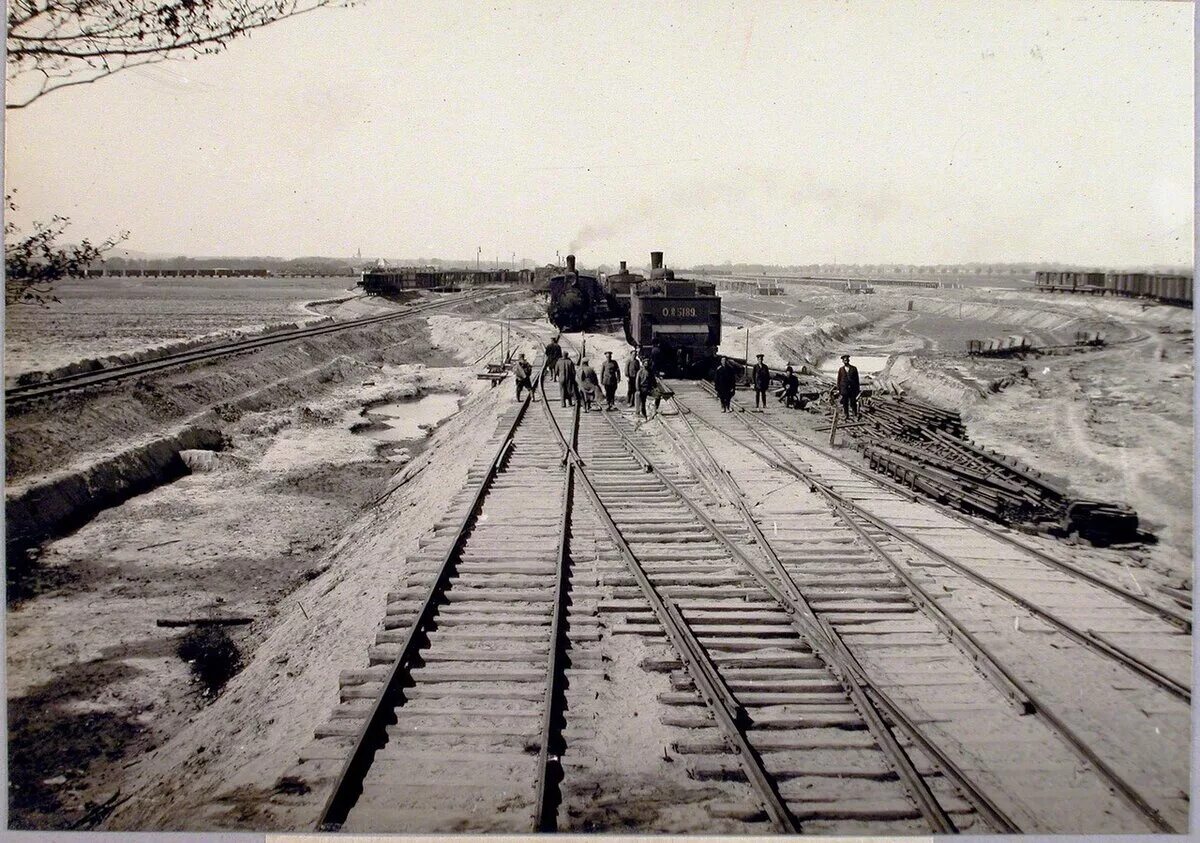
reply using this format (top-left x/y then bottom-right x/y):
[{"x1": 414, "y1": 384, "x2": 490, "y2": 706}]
[{"x1": 669, "y1": 382, "x2": 1189, "y2": 832}]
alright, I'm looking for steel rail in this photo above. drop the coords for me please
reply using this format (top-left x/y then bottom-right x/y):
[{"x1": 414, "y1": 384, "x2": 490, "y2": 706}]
[
  {"x1": 536, "y1": 388, "x2": 797, "y2": 832},
  {"x1": 599, "y1": 410, "x2": 963, "y2": 834},
  {"x1": 666, "y1": 399, "x2": 1036, "y2": 715},
  {"x1": 733, "y1": 410, "x2": 1190, "y2": 703},
  {"x1": 316, "y1": 368, "x2": 536, "y2": 830},
  {"x1": 532, "y1": 390, "x2": 580, "y2": 832},
  {"x1": 672, "y1": 394, "x2": 1177, "y2": 833},
  {"x1": 699, "y1": 382, "x2": 1189, "y2": 633},
  {"x1": 659, "y1": 403, "x2": 1023, "y2": 831},
  {"x1": 6, "y1": 291, "x2": 496, "y2": 405}
]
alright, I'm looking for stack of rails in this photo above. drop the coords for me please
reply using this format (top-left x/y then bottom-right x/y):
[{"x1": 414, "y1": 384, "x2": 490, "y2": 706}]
[{"x1": 834, "y1": 395, "x2": 1139, "y2": 544}]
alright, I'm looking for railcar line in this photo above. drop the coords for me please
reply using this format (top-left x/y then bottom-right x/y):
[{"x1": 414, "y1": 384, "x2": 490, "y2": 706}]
[
  {"x1": 666, "y1": 383, "x2": 1186, "y2": 831},
  {"x1": 312, "y1": 362, "x2": 575, "y2": 832},
  {"x1": 5, "y1": 290, "x2": 497, "y2": 406}
]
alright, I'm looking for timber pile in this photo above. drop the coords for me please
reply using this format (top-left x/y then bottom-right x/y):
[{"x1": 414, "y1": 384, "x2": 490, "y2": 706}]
[{"x1": 838, "y1": 394, "x2": 1140, "y2": 545}]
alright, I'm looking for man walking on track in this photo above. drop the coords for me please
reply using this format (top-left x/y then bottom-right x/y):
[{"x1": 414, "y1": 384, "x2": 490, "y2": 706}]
[
  {"x1": 624, "y1": 351, "x2": 641, "y2": 407},
  {"x1": 635, "y1": 363, "x2": 657, "y2": 419},
  {"x1": 555, "y1": 353, "x2": 577, "y2": 407},
  {"x1": 545, "y1": 335, "x2": 563, "y2": 374},
  {"x1": 512, "y1": 353, "x2": 533, "y2": 401},
  {"x1": 713, "y1": 357, "x2": 736, "y2": 411},
  {"x1": 837, "y1": 354, "x2": 861, "y2": 420},
  {"x1": 577, "y1": 358, "x2": 600, "y2": 411},
  {"x1": 751, "y1": 354, "x2": 771, "y2": 410},
  {"x1": 600, "y1": 351, "x2": 621, "y2": 410}
]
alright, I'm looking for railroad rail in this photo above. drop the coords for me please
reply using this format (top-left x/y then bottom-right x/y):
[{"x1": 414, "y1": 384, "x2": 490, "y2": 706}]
[
  {"x1": 5, "y1": 290, "x2": 496, "y2": 407},
  {"x1": 666, "y1": 382, "x2": 1188, "y2": 831},
  {"x1": 536, "y1": 376, "x2": 1004, "y2": 833},
  {"x1": 271, "y1": 324, "x2": 1186, "y2": 833},
  {"x1": 313, "y1": 360, "x2": 575, "y2": 832}
]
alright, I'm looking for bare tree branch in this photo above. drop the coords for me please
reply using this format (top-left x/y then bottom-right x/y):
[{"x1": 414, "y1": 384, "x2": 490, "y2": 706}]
[{"x1": 7, "y1": 0, "x2": 354, "y2": 108}]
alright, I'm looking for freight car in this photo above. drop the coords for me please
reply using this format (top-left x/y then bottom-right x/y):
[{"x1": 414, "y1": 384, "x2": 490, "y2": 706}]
[
  {"x1": 547, "y1": 254, "x2": 614, "y2": 332},
  {"x1": 627, "y1": 251, "x2": 721, "y2": 376},
  {"x1": 1035, "y1": 270, "x2": 1193, "y2": 307}
]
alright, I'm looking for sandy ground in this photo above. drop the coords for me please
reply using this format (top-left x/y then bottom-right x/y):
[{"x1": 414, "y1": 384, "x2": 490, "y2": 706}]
[
  {"x1": 740, "y1": 287, "x2": 1194, "y2": 585},
  {"x1": 4, "y1": 294, "x2": 538, "y2": 829},
  {"x1": 3, "y1": 281, "x2": 1192, "y2": 830}
]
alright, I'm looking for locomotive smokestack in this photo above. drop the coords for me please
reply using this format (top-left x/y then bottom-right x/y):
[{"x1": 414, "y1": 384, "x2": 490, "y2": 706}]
[
  {"x1": 566, "y1": 254, "x2": 576, "y2": 273},
  {"x1": 620, "y1": 260, "x2": 627, "y2": 273},
  {"x1": 650, "y1": 251, "x2": 663, "y2": 271}
]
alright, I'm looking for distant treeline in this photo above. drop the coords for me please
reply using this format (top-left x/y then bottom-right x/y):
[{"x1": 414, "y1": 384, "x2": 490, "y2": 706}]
[
  {"x1": 100, "y1": 255, "x2": 357, "y2": 275},
  {"x1": 688, "y1": 262, "x2": 1192, "y2": 277}
]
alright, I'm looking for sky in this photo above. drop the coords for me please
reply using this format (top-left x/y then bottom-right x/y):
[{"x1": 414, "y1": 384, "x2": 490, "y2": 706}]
[{"x1": 3, "y1": 0, "x2": 1194, "y2": 268}]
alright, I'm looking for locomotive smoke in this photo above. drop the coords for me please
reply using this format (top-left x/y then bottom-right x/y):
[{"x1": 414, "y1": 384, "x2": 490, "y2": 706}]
[{"x1": 568, "y1": 222, "x2": 620, "y2": 254}]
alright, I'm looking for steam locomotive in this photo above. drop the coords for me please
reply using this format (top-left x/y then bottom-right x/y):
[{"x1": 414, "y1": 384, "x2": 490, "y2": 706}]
[{"x1": 546, "y1": 250, "x2": 722, "y2": 376}]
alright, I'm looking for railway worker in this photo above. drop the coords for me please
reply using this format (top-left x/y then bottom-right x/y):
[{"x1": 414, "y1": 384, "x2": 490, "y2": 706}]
[
  {"x1": 577, "y1": 358, "x2": 600, "y2": 411},
  {"x1": 751, "y1": 354, "x2": 772, "y2": 410},
  {"x1": 836, "y1": 354, "x2": 861, "y2": 420},
  {"x1": 635, "y1": 362, "x2": 657, "y2": 419},
  {"x1": 781, "y1": 365, "x2": 800, "y2": 408},
  {"x1": 713, "y1": 356, "x2": 736, "y2": 412},
  {"x1": 624, "y1": 352, "x2": 641, "y2": 407},
  {"x1": 599, "y1": 351, "x2": 621, "y2": 410},
  {"x1": 555, "y1": 353, "x2": 577, "y2": 407},
  {"x1": 512, "y1": 354, "x2": 533, "y2": 401},
  {"x1": 545, "y1": 335, "x2": 563, "y2": 373}
]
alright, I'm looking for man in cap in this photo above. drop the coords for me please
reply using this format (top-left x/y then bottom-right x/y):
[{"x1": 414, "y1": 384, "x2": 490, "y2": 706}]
[
  {"x1": 713, "y1": 356, "x2": 736, "y2": 412},
  {"x1": 635, "y1": 359, "x2": 657, "y2": 419},
  {"x1": 751, "y1": 353, "x2": 772, "y2": 410},
  {"x1": 545, "y1": 335, "x2": 563, "y2": 373},
  {"x1": 781, "y1": 365, "x2": 800, "y2": 408},
  {"x1": 836, "y1": 354, "x2": 861, "y2": 420},
  {"x1": 577, "y1": 357, "x2": 600, "y2": 412},
  {"x1": 624, "y1": 351, "x2": 641, "y2": 407},
  {"x1": 512, "y1": 353, "x2": 533, "y2": 401},
  {"x1": 555, "y1": 351, "x2": 577, "y2": 407},
  {"x1": 599, "y1": 351, "x2": 621, "y2": 410}
]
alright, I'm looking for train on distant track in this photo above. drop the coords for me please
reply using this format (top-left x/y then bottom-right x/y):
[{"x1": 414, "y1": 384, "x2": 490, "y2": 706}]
[
  {"x1": 1034, "y1": 270, "x2": 1193, "y2": 308},
  {"x1": 547, "y1": 250, "x2": 722, "y2": 376}
]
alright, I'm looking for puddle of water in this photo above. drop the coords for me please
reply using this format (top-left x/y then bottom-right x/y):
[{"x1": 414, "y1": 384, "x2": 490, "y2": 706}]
[
  {"x1": 358, "y1": 392, "x2": 463, "y2": 443},
  {"x1": 817, "y1": 354, "x2": 891, "y2": 376}
]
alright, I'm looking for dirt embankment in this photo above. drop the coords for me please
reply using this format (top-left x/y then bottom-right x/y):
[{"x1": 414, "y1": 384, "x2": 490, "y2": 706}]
[
  {"x1": 97, "y1": 334, "x2": 543, "y2": 831},
  {"x1": 4, "y1": 292, "x2": 539, "y2": 830}
]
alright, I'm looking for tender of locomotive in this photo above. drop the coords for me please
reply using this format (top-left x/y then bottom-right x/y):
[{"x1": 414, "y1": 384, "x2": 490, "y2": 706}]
[
  {"x1": 627, "y1": 251, "x2": 721, "y2": 376},
  {"x1": 547, "y1": 254, "x2": 610, "y2": 332}
]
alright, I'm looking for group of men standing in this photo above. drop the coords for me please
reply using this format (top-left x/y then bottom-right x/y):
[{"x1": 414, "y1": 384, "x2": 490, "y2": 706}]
[
  {"x1": 519, "y1": 337, "x2": 863, "y2": 422},
  {"x1": 710, "y1": 352, "x2": 861, "y2": 418},
  {"x1": 533, "y1": 335, "x2": 666, "y2": 419}
]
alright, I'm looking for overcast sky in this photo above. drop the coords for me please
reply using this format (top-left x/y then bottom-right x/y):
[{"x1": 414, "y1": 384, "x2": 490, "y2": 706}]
[{"x1": 4, "y1": 0, "x2": 1193, "y2": 267}]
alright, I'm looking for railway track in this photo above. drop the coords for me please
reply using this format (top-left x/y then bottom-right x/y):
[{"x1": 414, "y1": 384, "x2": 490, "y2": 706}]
[
  {"x1": 665, "y1": 381, "x2": 1189, "y2": 831},
  {"x1": 306, "y1": 362, "x2": 574, "y2": 832},
  {"x1": 5, "y1": 290, "x2": 496, "y2": 407},
  {"x1": 270, "y1": 332, "x2": 1187, "y2": 833}
]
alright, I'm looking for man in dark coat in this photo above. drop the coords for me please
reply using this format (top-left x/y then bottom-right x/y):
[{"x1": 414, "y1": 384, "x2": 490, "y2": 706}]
[
  {"x1": 836, "y1": 354, "x2": 861, "y2": 419},
  {"x1": 713, "y1": 357, "x2": 736, "y2": 412},
  {"x1": 545, "y1": 336, "x2": 563, "y2": 374},
  {"x1": 751, "y1": 354, "x2": 771, "y2": 410},
  {"x1": 555, "y1": 354, "x2": 577, "y2": 407},
  {"x1": 512, "y1": 353, "x2": 533, "y2": 401},
  {"x1": 624, "y1": 352, "x2": 641, "y2": 407},
  {"x1": 577, "y1": 358, "x2": 600, "y2": 411},
  {"x1": 599, "y1": 351, "x2": 621, "y2": 410},
  {"x1": 635, "y1": 362, "x2": 656, "y2": 419},
  {"x1": 781, "y1": 365, "x2": 800, "y2": 408}
]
